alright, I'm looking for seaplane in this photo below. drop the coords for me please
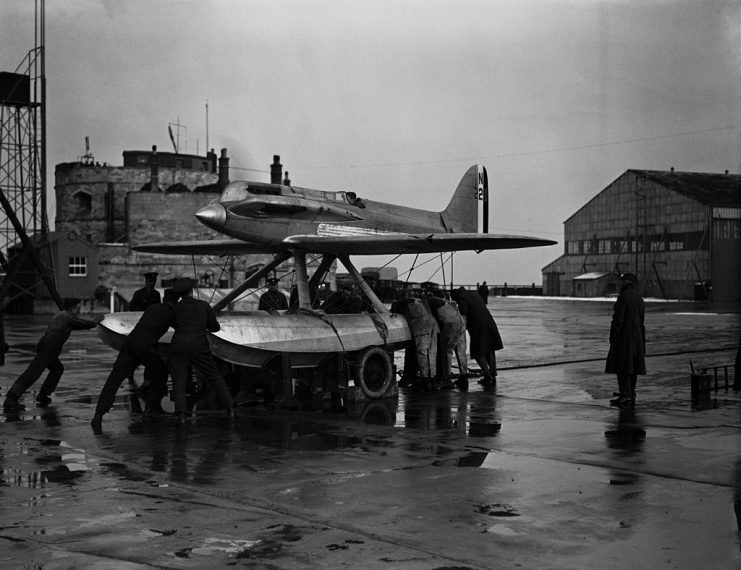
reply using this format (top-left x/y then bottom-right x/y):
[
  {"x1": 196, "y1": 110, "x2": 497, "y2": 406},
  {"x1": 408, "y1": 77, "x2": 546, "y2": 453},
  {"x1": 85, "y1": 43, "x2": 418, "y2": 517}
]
[{"x1": 98, "y1": 165, "x2": 555, "y2": 403}]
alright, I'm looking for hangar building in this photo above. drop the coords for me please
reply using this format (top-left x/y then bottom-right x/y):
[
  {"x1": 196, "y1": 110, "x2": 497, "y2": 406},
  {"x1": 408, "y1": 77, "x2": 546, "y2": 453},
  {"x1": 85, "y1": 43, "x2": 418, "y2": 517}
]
[{"x1": 542, "y1": 169, "x2": 740, "y2": 301}]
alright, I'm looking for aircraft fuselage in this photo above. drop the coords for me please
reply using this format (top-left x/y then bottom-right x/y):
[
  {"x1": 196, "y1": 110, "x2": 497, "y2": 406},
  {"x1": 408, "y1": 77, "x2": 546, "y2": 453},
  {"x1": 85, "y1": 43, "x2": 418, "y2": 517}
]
[{"x1": 196, "y1": 181, "x2": 454, "y2": 249}]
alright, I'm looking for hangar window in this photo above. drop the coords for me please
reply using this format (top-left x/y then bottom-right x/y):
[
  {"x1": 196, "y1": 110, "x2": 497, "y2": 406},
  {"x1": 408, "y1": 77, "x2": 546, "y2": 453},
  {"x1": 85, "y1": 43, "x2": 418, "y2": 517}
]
[
  {"x1": 714, "y1": 219, "x2": 740, "y2": 240},
  {"x1": 582, "y1": 240, "x2": 591, "y2": 254},
  {"x1": 68, "y1": 256, "x2": 87, "y2": 277},
  {"x1": 598, "y1": 240, "x2": 611, "y2": 254}
]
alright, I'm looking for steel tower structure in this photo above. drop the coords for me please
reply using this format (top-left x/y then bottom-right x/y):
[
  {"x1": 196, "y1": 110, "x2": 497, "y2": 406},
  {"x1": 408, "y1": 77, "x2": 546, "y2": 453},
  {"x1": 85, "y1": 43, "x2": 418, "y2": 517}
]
[{"x1": 0, "y1": 0, "x2": 61, "y2": 313}]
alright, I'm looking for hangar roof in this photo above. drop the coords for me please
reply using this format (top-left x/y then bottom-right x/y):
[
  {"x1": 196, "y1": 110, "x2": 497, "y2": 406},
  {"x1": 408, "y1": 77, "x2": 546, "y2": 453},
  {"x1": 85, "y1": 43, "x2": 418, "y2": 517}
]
[{"x1": 630, "y1": 169, "x2": 741, "y2": 207}]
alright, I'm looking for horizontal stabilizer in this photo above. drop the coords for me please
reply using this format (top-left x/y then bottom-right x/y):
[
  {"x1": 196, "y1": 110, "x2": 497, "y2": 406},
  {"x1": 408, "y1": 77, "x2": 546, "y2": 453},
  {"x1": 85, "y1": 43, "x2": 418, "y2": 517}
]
[
  {"x1": 283, "y1": 233, "x2": 556, "y2": 255},
  {"x1": 132, "y1": 239, "x2": 278, "y2": 256}
]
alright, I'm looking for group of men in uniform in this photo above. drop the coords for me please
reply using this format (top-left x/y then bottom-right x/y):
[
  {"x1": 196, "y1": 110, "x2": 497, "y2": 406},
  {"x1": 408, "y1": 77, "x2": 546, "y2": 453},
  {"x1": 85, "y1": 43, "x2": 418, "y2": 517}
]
[
  {"x1": 0, "y1": 271, "x2": 233, "y2": 432},
  {"x1": 91, "y1": 273, "x2": 233, "y2": 432}
]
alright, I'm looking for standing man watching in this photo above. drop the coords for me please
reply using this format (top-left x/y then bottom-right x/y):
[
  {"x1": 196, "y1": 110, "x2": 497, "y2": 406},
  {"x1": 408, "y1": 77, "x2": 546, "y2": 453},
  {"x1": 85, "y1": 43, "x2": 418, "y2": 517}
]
[
  {"x1": 168, "y1": 277, "x2": 233, "y2": 424},
  {"x1": 258, "y1": 277, "x2": 288, "y2": 312},
  {"x1": 606, "y1": 273, "x2": 645, "y2": 406},
  {"x1": 477, "y1": 281, "x2": 489, "y2": 305},
  {"x1": 3, "y1": 298, "x2": 101, "y2": 412},
  {"x1": 130, "y1": 271, "x2": 161, "y2": 311}
]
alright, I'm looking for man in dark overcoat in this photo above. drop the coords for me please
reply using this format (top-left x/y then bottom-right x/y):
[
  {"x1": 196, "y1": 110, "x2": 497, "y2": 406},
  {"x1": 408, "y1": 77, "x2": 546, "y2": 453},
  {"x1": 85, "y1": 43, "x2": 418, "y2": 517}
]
[
  {"x1": 451, "y1": 287, "x2": 503, "y2": 386},
  {"x1": 605, "y1": 273, "x2": 646, "y2": 406},
  {"x1": 167, "y1": 278, "x2": 233, "y2": 424}
]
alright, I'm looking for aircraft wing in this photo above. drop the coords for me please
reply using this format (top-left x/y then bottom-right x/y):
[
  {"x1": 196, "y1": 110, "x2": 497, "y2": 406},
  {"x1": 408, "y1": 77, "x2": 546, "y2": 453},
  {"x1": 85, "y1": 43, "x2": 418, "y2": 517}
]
[
  {"x1": 131, "y1": 239, "x2": 278, "y2": 256},
  {"x1": 131, "y1": 233, "x2": 556, "y2": 257},
  {"x1": 283, "y1": 233, "x2": 557, "y2": 255}
]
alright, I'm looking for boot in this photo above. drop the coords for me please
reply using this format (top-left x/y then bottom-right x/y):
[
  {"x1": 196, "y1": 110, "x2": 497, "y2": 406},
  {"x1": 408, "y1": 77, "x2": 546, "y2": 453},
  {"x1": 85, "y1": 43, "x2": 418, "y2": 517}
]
[
  {"x1": 3, "y1": 394, "x2": 25, "y2": 412},
  {"x1": 455, "y1": 376, "x2": 469, "y2": 391},
  {"x1": 439, "y1": 376, "x2": 455, "y2": 390},
  {"x1": 36, "y1": 393, "x2": 52, "y2": 407},
  {"x1": 90, "y1": 413, "x2": 103, "y2": 434}
]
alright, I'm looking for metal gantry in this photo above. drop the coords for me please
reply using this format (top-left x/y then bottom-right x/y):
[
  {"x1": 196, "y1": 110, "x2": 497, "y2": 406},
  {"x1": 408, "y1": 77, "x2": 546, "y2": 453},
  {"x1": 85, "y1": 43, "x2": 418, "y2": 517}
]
[{"x1": 0, "y1": 0, "x2": 61, "y2": 312}]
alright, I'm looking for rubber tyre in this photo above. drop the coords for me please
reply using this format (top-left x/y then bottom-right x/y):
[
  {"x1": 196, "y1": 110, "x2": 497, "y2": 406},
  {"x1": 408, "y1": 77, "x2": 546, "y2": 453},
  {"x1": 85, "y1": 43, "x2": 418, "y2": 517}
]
[{"x1": 355, "y1": 346, "x2": 393, "y2": 399}]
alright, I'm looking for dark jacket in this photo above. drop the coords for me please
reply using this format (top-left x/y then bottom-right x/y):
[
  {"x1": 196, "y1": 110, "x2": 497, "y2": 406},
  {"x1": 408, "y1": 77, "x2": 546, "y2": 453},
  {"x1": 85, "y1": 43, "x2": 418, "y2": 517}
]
[
  {"x1": 605, "y1": 284, "x2": 646, "y2": 375},
  {"x1": 452, "y1": 288, "x2": 503, "y2": 353},
  {"x1": 130, "y1": 286, "x2": 161, "y2": 311},
  {"x1": 42, "y1": 310, "x2": 99, "y2": 347},
  {"x1": 258, "y1": 289, "x2": 288, "y2": 311},
  {"x1": 172, "y1": 297, "x2": 220, "y2": 337},
  {"x1": 125, "y1": 302, "x2": 175, "y2": 349}
]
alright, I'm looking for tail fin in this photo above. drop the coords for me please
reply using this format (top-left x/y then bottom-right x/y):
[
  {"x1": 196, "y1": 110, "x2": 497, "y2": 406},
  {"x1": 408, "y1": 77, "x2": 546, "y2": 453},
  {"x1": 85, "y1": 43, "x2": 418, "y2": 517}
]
[{"x1": 440, "y1": 165, "x2": 488, "y2": 233}]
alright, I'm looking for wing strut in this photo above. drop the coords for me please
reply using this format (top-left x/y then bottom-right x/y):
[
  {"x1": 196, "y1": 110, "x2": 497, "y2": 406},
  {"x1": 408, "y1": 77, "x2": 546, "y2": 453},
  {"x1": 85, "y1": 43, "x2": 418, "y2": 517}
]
[
  {"x1": 293, "y1": 252, "x2": 312, "y2": 311},
  {"x1": 213, "y1": 251, "x2": 291, "y2": 312}
]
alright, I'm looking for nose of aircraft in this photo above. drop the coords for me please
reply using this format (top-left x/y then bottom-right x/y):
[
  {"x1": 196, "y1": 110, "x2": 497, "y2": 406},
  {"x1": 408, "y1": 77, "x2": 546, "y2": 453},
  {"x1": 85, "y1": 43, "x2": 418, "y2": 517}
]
[{"x1": 195, "y1": 202, "x2": 227, "y2": 230}]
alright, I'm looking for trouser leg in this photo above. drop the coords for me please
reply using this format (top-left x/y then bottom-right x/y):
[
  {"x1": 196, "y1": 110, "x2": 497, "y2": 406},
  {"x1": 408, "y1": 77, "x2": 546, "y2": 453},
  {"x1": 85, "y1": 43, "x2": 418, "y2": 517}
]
[
  {"x1": 428, "y1": 330, "x2": 438, "y2": 380},
  {"x1": 7, "y1": 354, "x2": 48, "y2": 400},
  {"x1": 95, "y1": 351, "x2": 140, "y2": 414},
  {"x1": 140, "y1": 347, "x2": 168, "y2": 410},
  {"x1": 38, "y1": 358, "x2": 64, "y2": 397},
  {"x1": 487, "y1": 349, "x2": 497, "y2": 377},
  {"x1": 414, "y1": 333, "x2": 431, "y2": 378},
  {"x1": 617, "y1": 374, "x2": 631, "y2": 397},
  {"x1": 476, "y1": 356, "x2": 495, "y2": 383},
  {"x1": 454, "y1": 333, "x2": 468, "y2": 377},
  {"x1": 190, "y1": 349, "x2": 233, "y2": 408},
  {"x1": 169, "y1": 354, "x2": 190, "y2": 414},
  {"x1": 630, "y1": 374, "x2": 637, "y2": 400}
]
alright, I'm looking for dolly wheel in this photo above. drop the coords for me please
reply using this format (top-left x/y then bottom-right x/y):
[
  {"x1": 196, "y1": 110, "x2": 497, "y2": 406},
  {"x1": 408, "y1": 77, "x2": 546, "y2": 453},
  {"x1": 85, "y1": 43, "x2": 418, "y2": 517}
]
[{"x1": 355, "y1": 346, "x2": 393, "y2": 399}]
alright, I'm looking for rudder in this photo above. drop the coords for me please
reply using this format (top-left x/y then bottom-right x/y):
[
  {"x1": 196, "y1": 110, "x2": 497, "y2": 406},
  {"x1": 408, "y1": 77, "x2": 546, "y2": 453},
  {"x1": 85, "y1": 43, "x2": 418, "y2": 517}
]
[{"x1": 440, "y1": 165, "x2": 483, "y2": 233}]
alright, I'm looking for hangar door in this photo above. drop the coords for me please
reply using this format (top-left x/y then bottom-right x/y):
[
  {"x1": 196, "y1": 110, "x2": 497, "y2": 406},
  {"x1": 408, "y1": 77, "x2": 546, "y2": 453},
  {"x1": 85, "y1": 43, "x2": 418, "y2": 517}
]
[{"x1": 711, "y1": 212, "x2": 741, "y2": 302}]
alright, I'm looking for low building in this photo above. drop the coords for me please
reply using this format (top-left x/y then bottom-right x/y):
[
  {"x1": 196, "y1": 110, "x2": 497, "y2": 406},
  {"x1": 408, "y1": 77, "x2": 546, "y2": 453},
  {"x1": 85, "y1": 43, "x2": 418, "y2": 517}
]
[
  {"x1": 5, "y1": 231, "x2": 99, "y2": 313},
  {"x1": 542, "y1": 169, "x2": 741, "y2": 301}
]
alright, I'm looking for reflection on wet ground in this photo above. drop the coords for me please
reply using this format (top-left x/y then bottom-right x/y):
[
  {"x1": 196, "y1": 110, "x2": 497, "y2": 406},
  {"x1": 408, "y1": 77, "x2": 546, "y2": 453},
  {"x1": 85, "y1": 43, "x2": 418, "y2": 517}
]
[{"x1": 0, "y1": 299, "x2": 739, "y2": 568}]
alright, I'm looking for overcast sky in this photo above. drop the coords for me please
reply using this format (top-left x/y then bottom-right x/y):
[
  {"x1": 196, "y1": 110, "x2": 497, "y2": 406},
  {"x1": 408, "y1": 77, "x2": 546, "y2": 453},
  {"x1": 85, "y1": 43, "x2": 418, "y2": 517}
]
[{"x1": 3, "y1": 0, "x2": 739, "y2": 286}]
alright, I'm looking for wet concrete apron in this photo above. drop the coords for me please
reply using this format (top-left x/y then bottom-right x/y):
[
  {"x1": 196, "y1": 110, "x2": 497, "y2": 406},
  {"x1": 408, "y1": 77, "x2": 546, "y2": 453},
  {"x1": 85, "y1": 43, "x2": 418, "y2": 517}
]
[{"x1": 1, "y1": 301, "x2": 739, "y2": 569}]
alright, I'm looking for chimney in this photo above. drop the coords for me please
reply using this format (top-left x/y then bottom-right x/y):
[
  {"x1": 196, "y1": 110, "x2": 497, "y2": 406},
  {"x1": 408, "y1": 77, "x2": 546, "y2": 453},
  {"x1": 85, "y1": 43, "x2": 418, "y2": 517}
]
[
  {"x1": 217, "y1": 148, "x2": 230, "y2": 192},
  {"x1": 150, "y1": 145, "x2": 159, "y2": 192},
  {"x1": 270, "y1": 155, "x2": 282, "y2": 185},
  {"x1": 283, "y1": 171, "x2": 291, "y2": 186}
]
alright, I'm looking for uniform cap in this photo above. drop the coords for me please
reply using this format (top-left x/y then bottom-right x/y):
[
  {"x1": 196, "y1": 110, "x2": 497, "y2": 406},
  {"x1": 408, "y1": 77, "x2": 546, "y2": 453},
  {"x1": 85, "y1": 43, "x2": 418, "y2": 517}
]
[
  {"x1": 143, "y1": 271, "x2": 159, "y2": 279},
  {"x1": 620, "y1": 272, "x2": 638, "y2": 283},
  {"x1": 171, "y1": 277, "x2": 195, "y2": 293},
  {"x1": 267, "y1": 277, "x2": 279, "y2": 285}
]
